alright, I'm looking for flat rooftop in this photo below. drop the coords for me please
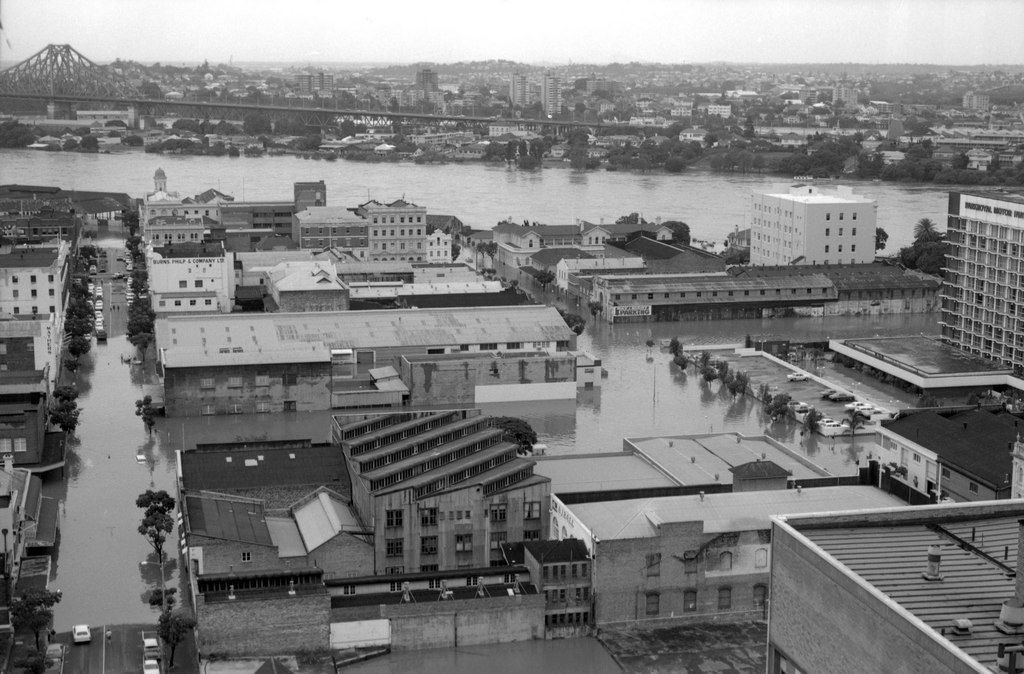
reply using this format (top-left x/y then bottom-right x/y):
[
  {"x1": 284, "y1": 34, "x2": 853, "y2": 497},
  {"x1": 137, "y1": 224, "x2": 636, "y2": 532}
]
[
  {"x1": 841, "y1": 336, "x2": 1010, "y2": 375},
  {"x1": 571, "y1": 485, "x2": 902, "y2": 540},
  {"x1": 628, "y1": 433, "x2": 829, "y2": 483},
  {"x1": 784, "y1": 503, "x2": 1024, "y2": 667},
  {"x1": 533, "y1": 453, "x2": 680, "y2": 494}
]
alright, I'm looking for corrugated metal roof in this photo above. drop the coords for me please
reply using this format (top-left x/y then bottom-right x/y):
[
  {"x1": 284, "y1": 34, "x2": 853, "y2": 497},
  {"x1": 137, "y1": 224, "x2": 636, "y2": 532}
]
[
  {"x1": 265, "y1": 516, "x2": 306, "y2": 558},
  {"x1": 598, "y1": 273, "x2": 834, "y2": 293},
  {"x1": 158, "y1": 306, "x2": 573, "y2": 369},
  {"x1": 533, "y1": 453, "x2": 680, "y2": 493},
  {"x1": 293, "y1": 491, "x2": 360, "y2": 552},
  {"x1": 806, "y1": 516, "x2": 1021, "y2": 663}
]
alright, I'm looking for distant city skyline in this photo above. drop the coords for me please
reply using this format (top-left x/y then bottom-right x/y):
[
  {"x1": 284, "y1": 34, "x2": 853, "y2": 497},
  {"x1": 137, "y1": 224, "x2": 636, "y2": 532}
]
[{"x1": 1, "y1": 0, "x2": 1023, "y2": 68}]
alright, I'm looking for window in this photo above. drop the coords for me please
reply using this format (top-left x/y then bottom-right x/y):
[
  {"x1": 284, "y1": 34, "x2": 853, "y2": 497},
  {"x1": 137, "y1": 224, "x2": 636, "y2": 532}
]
[
  {"x1": 720, "y1": 551, "x2": 733, "y2": 570},
  {"x1": 852, "y1": 212, "x2": 858, "y2": 220},
  {"x1": 386, "y1": 538, "x2": 403, "y2": 556},
  {"x1": 456, "y1": 534, "x2": 472, "y2": 552},
  {"x1": 506, "y1": 342, "x2": 523, "y2": 350},
  {"x1": 490, "y1": 504, "x2": 507, "y2": 522},
  {"x1": 200, "y1": 377, "x2": 215, "y2": 389},
  {"x1": 825, "y1": 228, "x2": 830, "y2": 236},
  {"x1": 479, "y1": 343, "x2": 498, "y2": 350},
  {"x1": 684, "y1": 590, "x2": 697, "y2": 612},
  {"x1": 941, "y1": 467, "x2": 951, "y2": 479},
  {"x1": 826, "y1": 213, "x2": 831, "y2": 221},
  {"x1": 755, "y1": 548, "x2": 768, "y2": 568},
  {"x1": 839, "y1": 228, "x2": 843, "y2": 236},
  {"x1": 12, "y1": 438, "x2": 27, "y2": 453},
  {"x1": 646, "y1": 552, "x2": 661, "y2": 577},
  {"x1": 839, "y1": 213, "x2": 844, "y2": 220},
  {"x1": 342, "y1": 584, "x2": 356, "y2": 595},
  {"x1": 753, "y1": 584, "x2": 768, "y2": 609},
  {"x1": 523, "y1": 529, "x2": 540, "y2": 541},
  {"x1": 227, "y1": 376, "x2": 242, "y2": 388},
  {"x1": 528, "y1": 497, "x2": 544, "y2": 520},
  {"x1": 421, "y1": 508, "x2": 437, "y2": 527},
  {"x1": 718, "y1": 586, "x2": 732, "y2": 610},
  {"x1": 386, "y1": 510, "x2": 404, "y2": 528},
  {"x1": 195, "y1": 280, "x2": 204, "y2": 288},
  {"x1": 490, "y1": 532, "x2": 507, "y2": 550},
  {"x1": 645, "y1": 592, "x2": 660, "y2": 616},
  {"x1": 420, "y1": 536, "x2": 438, "y2": 555},
  {"x1": 852, "y1": 227, "x2": 857, "y2": 235},
  {"x1": 254, "y1": 375, "x2": 270, "y2": 386},
  {"x1": 241, "y1": 551, "x2": 252, "y2": 563},
  {"x1": 969, "y1": 481, "x2": 979, "y2": 494},
  {"x1": 179, "y1": 280, "x2": 187, "y2": 288}
]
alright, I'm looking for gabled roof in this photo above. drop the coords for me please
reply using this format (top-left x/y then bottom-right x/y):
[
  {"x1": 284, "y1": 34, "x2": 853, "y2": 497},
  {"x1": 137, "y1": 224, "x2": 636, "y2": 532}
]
[
  {"x1": 529, "y1": 248, "x2": 593, "y2": 265},
  {"x1": 729, "y1": 460, "x2": 791, "y2": 480},
  {"x1": 291, "y1": 488, "x2": 361, "y2": 552}
]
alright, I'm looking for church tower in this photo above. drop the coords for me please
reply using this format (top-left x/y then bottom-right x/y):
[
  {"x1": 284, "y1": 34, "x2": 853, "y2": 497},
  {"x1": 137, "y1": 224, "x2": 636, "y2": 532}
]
[{"x1": 154, "y1": 167, "x2": 167, "y2": 193}]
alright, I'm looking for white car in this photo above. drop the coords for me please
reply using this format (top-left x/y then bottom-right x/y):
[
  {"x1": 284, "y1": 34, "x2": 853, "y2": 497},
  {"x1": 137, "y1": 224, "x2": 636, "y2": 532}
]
[
  {"x1": 143, "y1": 659, "x2": 161, "y2": 674},
  {"x1": 845, "y1": 402, "x2": 874, "y2": 412},
  {"x1": 95, "y1": 300, "x2": 104, "y2": 310},
  {"x1": 786, "y1": 372, "x2": 808, "y2": 382},
  {"x1": 72, "y1": 624, "x2": 91, "y2": 643}
]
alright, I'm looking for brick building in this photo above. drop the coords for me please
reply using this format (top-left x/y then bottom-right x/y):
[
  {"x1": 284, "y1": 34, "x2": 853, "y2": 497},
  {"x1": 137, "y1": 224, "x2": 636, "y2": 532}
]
[
  {"x1": 502, "y1": 538, "x2": 593, "y2": 635},
  {"x1": 563, "y1": 487, "x2": 901, "y2": 627},
  {"x1": 332, "y1": 410, "x2": 550, "y2": 574}
]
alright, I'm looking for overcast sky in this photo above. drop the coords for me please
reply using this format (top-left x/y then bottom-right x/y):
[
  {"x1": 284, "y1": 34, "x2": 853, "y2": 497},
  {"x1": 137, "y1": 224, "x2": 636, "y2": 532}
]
[{"x1": 2, "y1": 0, "x2": 1023, "y2": 67}]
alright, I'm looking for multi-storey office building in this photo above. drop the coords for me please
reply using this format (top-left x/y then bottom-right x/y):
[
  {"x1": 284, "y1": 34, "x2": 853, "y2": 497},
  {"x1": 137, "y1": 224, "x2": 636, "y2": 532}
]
[
  {"x1": 0, "y1": 243, "x2": 70, "y2": 322},
  {"x1": 541, "y1": 73, "x2": 561, "y2": 116},
  {"x1": 749, "y1": 184, "x2": 876, "y2": 266},
  {"x1": 940, "y1": 192, "x2": 1024, "y2": 371},
  {"x1": 509, "y1": 72, "x2": 529, "y2": 107}
]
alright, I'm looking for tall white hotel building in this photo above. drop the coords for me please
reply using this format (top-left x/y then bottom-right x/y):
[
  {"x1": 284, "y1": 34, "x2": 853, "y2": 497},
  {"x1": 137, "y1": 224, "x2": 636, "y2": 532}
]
[{"x1": 941, "y1": 192, "x2": 1024, "y2": 371}]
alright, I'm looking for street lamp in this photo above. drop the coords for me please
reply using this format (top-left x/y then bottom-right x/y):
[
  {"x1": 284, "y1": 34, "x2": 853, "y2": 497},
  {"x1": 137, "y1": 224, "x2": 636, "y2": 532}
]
[{"x1": 1, "y1": 527, "x2": 8, "y2": 599}]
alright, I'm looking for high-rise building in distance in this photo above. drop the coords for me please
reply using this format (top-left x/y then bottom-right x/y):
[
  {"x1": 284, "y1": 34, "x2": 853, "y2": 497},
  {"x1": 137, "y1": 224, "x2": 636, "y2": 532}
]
[
  {"x1": 541, "y1": 73, "x2": 561, "y2": 116},
  {"x1": 509, "y1": 72, "x2": 529, "y2": 108},
  {"x1": 416, "y1": 68, "x2": 439, "y2": 94}
]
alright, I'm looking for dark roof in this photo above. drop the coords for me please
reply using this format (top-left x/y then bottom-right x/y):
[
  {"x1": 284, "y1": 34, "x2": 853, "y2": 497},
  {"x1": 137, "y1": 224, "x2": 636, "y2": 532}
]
[
  {"x1": 154, "y1": 242, "x2": 224, "y2": 258},
  {"x1": 734, "y1": 262, "x2": 940, "y2": 291},
  {"x1": 523, "y1": 538, "x2": 590, "y2": 563},
  {"x1": 0, "y1": 248, "x2": 60, "y2": 268},
  {"x1": 624, "y1": 237, "x2": 687, "y2": 260},
  {"x1": 330, "y1": 582, "x2": 538, "y2": 609},
  {"x1": 883, "y1": 409, "x2": 1021, "y2": 487},
  {"x1": 179, "y1": 442, "x2": 347, "y2": 491},
  {"x1": 254, "y1": 234, "x2": 298, "y2": 251},
  {"x1": 729, "y1": 459, "x2": 792, "y2": 480},
  {"x1": 500, "y1": 541, "x2": 525, "y2": 565},
  {"x1": 184, "y1": 493, "x2": 273, "y2": 546}
]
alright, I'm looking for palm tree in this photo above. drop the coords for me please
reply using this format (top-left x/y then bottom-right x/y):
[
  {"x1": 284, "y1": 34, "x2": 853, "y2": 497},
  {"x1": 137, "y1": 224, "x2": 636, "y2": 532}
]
[
  {"x1": 845, "y1": 408, "x2": 867, "y2": 445},
  {"x1": 913, "y1": 217, "x2": 941, "y2": 243},
  {"x1": 803, "y1": 407, "x2": 823, "y2": 435}
]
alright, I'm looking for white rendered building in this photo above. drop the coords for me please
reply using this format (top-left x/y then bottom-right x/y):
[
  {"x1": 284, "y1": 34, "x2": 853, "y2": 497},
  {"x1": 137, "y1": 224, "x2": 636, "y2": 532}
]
[
  {"x1": 147, "y1": 243, "x2": 235, "y2": 315},
  {"x1": 749, "y1": 184, "x2": 877, "y2": 266},
  {"x1": 425, "y1": 230, "x2": 452, "y2": 263},
  {"x1": 940, "y1": 191, "x2": 1024, "y2": 369}
]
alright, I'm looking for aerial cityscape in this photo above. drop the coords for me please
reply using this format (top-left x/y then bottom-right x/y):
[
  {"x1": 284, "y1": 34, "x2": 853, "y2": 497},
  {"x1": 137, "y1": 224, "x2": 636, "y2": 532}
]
[{"x1": 3, "y1": 1, "x2": 1024, "y2": 673}]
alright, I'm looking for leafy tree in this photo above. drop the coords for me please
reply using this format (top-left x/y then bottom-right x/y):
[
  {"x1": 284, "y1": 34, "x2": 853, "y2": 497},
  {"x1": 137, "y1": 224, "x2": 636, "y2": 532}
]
[
  {"x1": 916, "y1": 393, "x2": 941, "y2": 408},
  {"x1": 875, "y1": 227, "x2": 889, "y2": 252},
  {"x1": 243, "y1": 112, "x2": 273, "y2": 136},
  {"x1": 557, "y1": 309, "x2": 586, "y2": 335},
  {"x1": 148, "y1": 587, "x2": 178, "y2": 612},
  {"x1": 136, "y1": 395, "x2": 157, "y2": 433},
  {"x1": 803, "y1": 408, "x2": 824, "y2": 434},
  {"x1": 49, "y1": 397, "x2": 80, "y2": 434},
  {"x1": 0, "y1": 120, "x2": 38, "y2": 148},
  {"x1": 66, "y1": 335, "x2": 91, "y2": 359},
  {"x1": 53, "y1": 385, "x2": 79, "y2": 403},
  {"x1": 765, "y1": 393, "x2": 793, "y2": 421},
  {"x1": 535, "y1": 270, "x2": 555, "y2": 289},
  {"x1": 63, "y1": 356, "x2": 79, "y2": 373},
  {"x1": 158, "y1": 610, "x2": 197, "y2": 668},
  {"x1": 492, "y1": 417, "x2": 538, "y2": 453},
  {"x1": 79, "y1": 135, "x2": 99, "y2": 152},
  {"x1": 662, "y1": 221, "x2": 691, "y2": 246},
  {"x1": 668, "y1": 336, "x2": 682, "y2": 357},
  {"x1": 11, "y1": 588, "x2": 62, "y2": 650},
  {"x1": 845, "y1": 409, "x2": 868, "y2": 444},
  {"x1": 700, "y1": 366, "x2": 719, "y2": 382},
  {"x1": 725, "y1": 370, "x2": 750, "y2": 396},
  {"x1": 14, "y1": 651, "x2": 50, "y2": 674},
  {"x1": 137, "y1": 490, "x2": 176, "y2": 570}
]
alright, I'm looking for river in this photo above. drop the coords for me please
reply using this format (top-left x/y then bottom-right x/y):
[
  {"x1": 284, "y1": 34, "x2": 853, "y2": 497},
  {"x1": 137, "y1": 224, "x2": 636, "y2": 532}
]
[{"x1": 0, "y1": 148, "x2": 951, "y2": 251}]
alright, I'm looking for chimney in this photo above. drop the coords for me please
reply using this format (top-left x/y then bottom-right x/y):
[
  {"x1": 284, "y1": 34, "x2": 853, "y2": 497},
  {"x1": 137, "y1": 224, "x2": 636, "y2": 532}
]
[
  {"x1": 995, "y1": 520, "x2": 1024, "y2": 633},
  {"x1": 2, "y1": 453, "x2": 12, "y2": 474},
  {"x1": 699, "y1": 491, "x2": 705, "y2": 501}
]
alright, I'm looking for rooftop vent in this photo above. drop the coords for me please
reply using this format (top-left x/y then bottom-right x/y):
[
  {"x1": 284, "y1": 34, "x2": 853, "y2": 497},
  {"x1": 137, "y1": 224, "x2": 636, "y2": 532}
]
[
  {"x1": 949, "y1": 618, "x2": 973, "y2": 635},
  {"x1": 995, "y1": 519, "x2": 1024, "y2": 634},
  {"x1": 922, "y1": 545, "x2": 944, "y2": 581}
]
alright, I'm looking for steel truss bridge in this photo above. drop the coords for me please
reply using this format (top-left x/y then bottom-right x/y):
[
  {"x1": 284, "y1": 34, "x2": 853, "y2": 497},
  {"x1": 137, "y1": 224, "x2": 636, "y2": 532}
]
[{"x1": 0, "y1": 44, "x2": 603, "y2": 134}]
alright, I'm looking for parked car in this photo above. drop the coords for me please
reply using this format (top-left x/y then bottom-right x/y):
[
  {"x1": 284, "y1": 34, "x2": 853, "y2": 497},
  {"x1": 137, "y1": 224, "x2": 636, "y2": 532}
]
[
  {"x1": 96, "y1": 329, "x2": 107, "y2": 341},
  {"x1": 72, "y1": 624, "x2": 91, "y2": 644},
  {"x1": 828, "y1": 392, "x2": 856, "y2": 402},
  {"x1": 820, "y1": 389, "x2": 838, "y2": 399},
  {"x1": 787, "y1": 372, "x2": 808, "y2": 382},
  {"x1": 845, "y1": 401, "x2": 874, "y2": 412},
  {"x1": 143, "y1": 658, "x2": 161, "y2": 674}
]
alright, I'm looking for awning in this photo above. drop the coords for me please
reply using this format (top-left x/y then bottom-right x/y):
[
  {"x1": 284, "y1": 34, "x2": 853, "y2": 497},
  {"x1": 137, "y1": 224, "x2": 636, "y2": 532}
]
[{"x1": 27, "y1": 496, "x2": 59, "y2": 548}]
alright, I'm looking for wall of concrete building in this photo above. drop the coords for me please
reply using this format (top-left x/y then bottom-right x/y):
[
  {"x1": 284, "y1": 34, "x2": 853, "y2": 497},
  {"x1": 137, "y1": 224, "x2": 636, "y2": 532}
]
[
  {"x1": 399, "y1": 354, "x2": 576, "y2": 406},
  {"x1": 380, "y1": 594, "x2": 545, "y2": 650},
  {"x1": 163, "y1": 361, "x2": 332, "y2": 416},
  {"x1": 196, "y1": 591, "x2": 331, "y2": 657},
  {"x1": 593, "y1": 523, "x2": 770, "y2": 627},
  {"x1": 769, "y1": 524, "x2": 978, "y2": 674}
]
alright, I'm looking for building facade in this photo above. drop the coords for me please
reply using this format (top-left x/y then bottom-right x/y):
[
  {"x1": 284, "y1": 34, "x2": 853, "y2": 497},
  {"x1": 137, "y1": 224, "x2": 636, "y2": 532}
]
[
  {"x1": 0, "y1": 243, "x2": 70, "y2": 324},
  {"x1": 940, "y1": 191, "x2": 1024, "y2": 371},
  {"x1": 541, "y1": 74, "x2": 562, "y2": 116},
  {"x1": 147, "y1": 243, "x2": 234, "y2": 316},
  {"x1": 749, "y1": 184, "x2": 877, "y2": 266},
  {"x1": 293, "y1": 207, "x2": 369, "y2": 253},
  {"x1": 509, "y1": 72, "x2": 530, "y2": 108}
]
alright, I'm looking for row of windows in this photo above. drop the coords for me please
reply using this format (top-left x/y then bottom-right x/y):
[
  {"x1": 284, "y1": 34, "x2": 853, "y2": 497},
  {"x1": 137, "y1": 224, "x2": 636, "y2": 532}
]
[
  {"x1": 823, "y1": 245, "x2": 856, "y2": 253},
  {"x1": 6, "y1": 274, "x2": 55, "y2": 284},
  {"x1": 373, "y1": 242, "x2": 423, "y2": 250},
  {"x1": 178, "y1": 280, "x2": 205, "y2": 288},
  {"x1": 6, "y1": 306, "x2": 56, "y2": 315},
  {"x1": 545, "y1": 611, "x2": 588, "y2": 627},
  {"x1": 614, "y1": 288, "x2": 828, "y2": 301},
  {"x1": 645, "y1": 585, "x2": 767, "y2": 615},
  {"x1": 646, "y1": 548, "x2": 768, "y2": 575},
  {"x1": 198, "y1": 373, "x2": 297, "y2": 388},
  {"x1": 160, "y1": 299, "x2": 213, "y2": 308},
  {"x1": 542, "y1": 562, "x2": 588, "y2": 579},
  {"x1": 372, "y1": 228, "x2": 423, "y2": 237},
  {"x1": 824, "y1": 227, "x2": 857, "y2": 236},
  {"x1": 370, "y1": 216, "x2": 424, "y2": 225},
  {"x1": 0, "y1": 437, "x2": 28, "y2": 453},
  {"x1": 545, "y1": 587, "x2": 590, "y2": 603},
  {"x1": 9, "y1": 288, "x2": 56, "y2": 297}
]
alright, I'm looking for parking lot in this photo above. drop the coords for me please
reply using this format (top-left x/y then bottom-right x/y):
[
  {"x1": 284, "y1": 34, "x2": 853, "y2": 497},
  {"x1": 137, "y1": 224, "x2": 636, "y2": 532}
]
[{"x1": 52, "y1": 624, "x2": 189, "y2": 674}]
